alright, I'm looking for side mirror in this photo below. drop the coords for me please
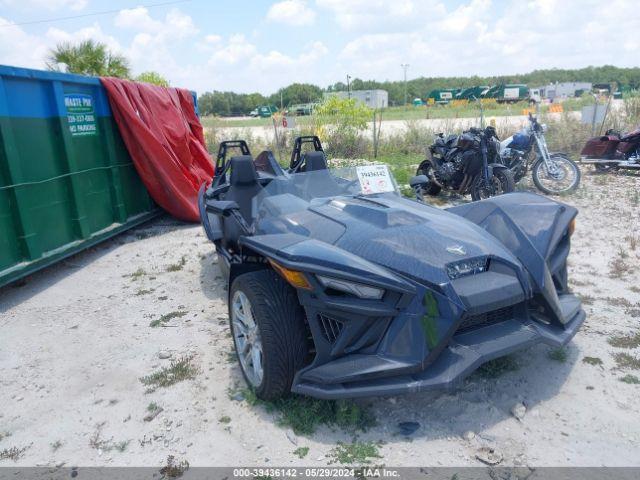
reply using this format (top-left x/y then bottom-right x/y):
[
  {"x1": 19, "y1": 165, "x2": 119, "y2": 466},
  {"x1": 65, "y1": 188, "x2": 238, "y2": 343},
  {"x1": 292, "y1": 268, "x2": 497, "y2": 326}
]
[
  {"x1": 206, "y1": 200, "x2": 240, "y2": 217},
  {"x1": 409, "y1": 175, "x2": 429, "y2": 188}
]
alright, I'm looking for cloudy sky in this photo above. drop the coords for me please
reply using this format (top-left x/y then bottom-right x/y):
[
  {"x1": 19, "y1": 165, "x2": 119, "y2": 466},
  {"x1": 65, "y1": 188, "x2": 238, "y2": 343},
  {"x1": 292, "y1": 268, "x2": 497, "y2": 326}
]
[{"x1": 0, "y1": 0, "x2": 638, "y2": 94}]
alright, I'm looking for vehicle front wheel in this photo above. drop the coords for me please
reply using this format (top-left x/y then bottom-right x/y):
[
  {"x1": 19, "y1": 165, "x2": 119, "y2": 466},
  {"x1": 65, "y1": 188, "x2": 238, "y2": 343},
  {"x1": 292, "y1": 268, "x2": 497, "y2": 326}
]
[
  {"x1": 532, "y1": 155, "x2": 581, "y2": 194},
  {"x1": 229, "y1": 269, "x2": 308, "y2": 400},
  {"x1": 470, "y1": 168, "x2": 515, "y2": 201},
  {"x1": 416, "y1": 162, "x2": 442, "y2": 196}
]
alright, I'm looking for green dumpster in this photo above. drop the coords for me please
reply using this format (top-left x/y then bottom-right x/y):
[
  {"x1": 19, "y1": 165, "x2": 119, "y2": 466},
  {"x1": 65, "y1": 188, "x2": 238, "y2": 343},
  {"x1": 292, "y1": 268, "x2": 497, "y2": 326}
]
[{"x1": 0, "y1": 65, "x2": 160, "y2": 288}]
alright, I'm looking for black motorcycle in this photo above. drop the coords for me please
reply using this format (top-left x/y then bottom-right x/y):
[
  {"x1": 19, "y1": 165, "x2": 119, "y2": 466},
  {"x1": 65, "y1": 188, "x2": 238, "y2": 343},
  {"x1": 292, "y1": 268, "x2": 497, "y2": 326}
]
[{"x1": 411, "y1": 125, "x2": 515, "y2": 201}]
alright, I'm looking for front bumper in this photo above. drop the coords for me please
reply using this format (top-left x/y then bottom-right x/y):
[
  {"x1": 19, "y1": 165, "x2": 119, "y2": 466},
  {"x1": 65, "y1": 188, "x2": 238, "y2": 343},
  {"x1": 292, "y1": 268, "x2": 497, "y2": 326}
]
[{"x1": 292, "y1": 295, "x2": 585, "y2": 399}]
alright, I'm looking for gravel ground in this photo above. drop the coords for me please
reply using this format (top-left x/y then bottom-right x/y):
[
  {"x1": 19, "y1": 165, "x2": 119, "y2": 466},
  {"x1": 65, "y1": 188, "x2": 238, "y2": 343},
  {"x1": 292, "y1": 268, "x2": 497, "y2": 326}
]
[{"x1": 0, "y1": 169, "x2": 639, "y2": 468}]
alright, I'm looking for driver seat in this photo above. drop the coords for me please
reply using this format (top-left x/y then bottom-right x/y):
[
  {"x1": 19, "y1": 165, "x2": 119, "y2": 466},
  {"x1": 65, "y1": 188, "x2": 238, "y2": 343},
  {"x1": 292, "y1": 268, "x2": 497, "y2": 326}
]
[
  {"x1": 222, "y1": 156, "x2": 263, "y2": 249},
  {"x1": 225, "y1": 155, "x2": 263, "y2": 222}
]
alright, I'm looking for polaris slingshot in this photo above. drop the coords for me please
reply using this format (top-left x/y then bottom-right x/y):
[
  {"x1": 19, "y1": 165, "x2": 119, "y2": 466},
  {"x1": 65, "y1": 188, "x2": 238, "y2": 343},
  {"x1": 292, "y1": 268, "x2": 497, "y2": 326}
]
[{"x1": 198, "y1": 137, "x2": 585, "y2": 400}]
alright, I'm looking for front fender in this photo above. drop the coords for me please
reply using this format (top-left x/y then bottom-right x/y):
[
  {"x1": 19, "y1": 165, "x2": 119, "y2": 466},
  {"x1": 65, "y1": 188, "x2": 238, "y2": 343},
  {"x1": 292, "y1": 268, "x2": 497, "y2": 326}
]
[
  {"x1": 446, "y1": 193, "x2": 577, "y2": 325},
  {"x1": 488, "y1": 163, "x2": 511, "y2": 175},
  {"x1": 239, "y1": 233, "x2": 415, "y2": 296}
]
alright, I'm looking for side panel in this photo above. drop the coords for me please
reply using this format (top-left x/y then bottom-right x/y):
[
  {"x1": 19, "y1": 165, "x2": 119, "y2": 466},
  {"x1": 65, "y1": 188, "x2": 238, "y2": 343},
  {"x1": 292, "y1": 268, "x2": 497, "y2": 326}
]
[{"x1": 0, "y1": 65, "x2": 159, "y2": 287}]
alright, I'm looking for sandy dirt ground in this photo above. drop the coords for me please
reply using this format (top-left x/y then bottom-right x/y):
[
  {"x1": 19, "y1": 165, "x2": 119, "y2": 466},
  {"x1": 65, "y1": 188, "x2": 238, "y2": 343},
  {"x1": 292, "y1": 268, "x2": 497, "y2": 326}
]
[{"x1": 1, "y1": 169, "x2": 639, "y2": 468}]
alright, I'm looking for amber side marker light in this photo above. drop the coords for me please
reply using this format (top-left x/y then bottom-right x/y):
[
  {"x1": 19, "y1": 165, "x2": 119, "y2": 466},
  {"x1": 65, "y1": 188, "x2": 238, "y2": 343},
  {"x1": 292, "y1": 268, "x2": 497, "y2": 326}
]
[
  {"x1": 269, "y1": 260, "x2": 312, "y2": 290},
  {"x1": 568, "y1": 218, "x2": 576, "y2": 236}
]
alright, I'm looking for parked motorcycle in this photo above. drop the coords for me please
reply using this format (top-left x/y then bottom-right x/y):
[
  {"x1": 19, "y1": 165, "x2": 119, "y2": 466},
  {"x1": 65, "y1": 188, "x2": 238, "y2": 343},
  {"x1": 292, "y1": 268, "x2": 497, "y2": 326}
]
[
  {"x1": 500, "y1": 114, "x2": 581, "y2": 194},
  {"x1": 412, "y1": 125, "x2": 515, "y2": 201},
  {"x1": 580, "y1": 126, "x2": 640, "y2": 171}
]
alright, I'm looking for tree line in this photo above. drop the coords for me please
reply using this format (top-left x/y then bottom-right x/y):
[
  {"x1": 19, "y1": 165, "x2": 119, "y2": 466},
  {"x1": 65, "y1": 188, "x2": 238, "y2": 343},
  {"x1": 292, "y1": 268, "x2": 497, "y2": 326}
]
[{"x1": 199, "y1": 65, "x2": 640, "y2": 116}]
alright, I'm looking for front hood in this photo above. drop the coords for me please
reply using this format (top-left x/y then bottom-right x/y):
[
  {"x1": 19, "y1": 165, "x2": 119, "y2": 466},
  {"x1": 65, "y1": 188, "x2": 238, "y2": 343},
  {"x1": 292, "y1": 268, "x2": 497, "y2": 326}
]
[{"x1": 307, "y1": 195, "x2": 522, "y2": 285}]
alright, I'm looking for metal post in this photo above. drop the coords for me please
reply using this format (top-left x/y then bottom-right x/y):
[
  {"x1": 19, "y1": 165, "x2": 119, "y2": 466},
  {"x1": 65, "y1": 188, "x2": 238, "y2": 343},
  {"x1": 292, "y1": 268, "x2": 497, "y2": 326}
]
[
  {"x1": 401, "y1": 64, "x2": 409, "y2": 108},
  {"x1": 346, "y1": 75, "x2": 351, "y2": 99},
  {"x1": 591, "y1": 94, "x2": 598, "y2": 136}
]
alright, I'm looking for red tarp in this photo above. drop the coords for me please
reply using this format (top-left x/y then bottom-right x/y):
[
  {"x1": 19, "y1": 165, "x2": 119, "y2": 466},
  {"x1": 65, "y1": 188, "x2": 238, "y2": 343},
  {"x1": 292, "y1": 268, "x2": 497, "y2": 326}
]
[{"x1": 100, "y1": 77, "x2": 214, "y2": 222}]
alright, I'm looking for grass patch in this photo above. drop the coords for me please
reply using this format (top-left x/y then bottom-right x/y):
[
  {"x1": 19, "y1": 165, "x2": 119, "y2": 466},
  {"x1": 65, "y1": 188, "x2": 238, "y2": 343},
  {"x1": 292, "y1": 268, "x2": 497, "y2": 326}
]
[
  {"x1": 476, "y1": 355, "x2": 519, "y2": 378},
  {"x1": 166, "y1": 256, "x2": 187, "y2": 272},
  {"x1": 140, "y1": 356, "x2": 199, "y2": 391},
  {"x1": 135, "y1": 288, "x2": 154, "y2": 296},
  {"x1": 582, "y1": 356, "x2": 603, "y2": 366},
  {"x1": 264, "y1": 397, "x2": 376, "y2": 436},
  {"x1": 89, "y1": 426, "x2": 130, "y2": 453},
  {"x1": 328, "y1": 441, "x2": 382, "y2": 465},
  {"x1": 126, "y1": 268, "x2": 146, "y2": 280},
  {"x1": 293, "y1": 446, "x2": 309, "y2": 459},
  {"x1": 608, "y1": 332, "x2": 640, "y2": 349},
  {"x1": 609, "y1": 249, "x2": 635, "y2": 278},
  {"x1": 578, "y1": 294, "x2": 595, "y2": 305},
  {"x1": 613, "y1": 352, "x2": 640, "y2": 370},
  {"x1": 147, "y1": 402, "x2": 159, "y2": 412},
  {"x1": 548, "y1": 347, "x2": 568, "y2": 363},
  {"x1": 150, "y1": 310, "x2": 187, "y2": 328},
  {"x1": 0, "y1": 446, "x2": 28, "y2": 461},
  {"x1": 620, "y1": 374, "x2": 640, "y2": 384},
  {"x1": 50, "y1": 440, "x2": 62, "y2": 451},
  {"x1": 234, "y1": 390, "x2": 376, "y2": 436},
  {"x1": 160, "y1": 455, "x2": 190, "y2": 478},
  {"x1": 218, "y1": 415, "x2": 231, "y2": 424}
]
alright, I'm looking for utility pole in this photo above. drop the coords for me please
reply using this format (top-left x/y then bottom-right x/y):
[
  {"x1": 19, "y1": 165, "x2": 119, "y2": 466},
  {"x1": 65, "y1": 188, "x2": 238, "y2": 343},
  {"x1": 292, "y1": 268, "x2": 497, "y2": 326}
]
[
  {"x1": 346, "y1": 75, "x2": 352, "y2": 99},
  {"x1": 401, "y1": 64, "x2": 409, "y2": 108}
]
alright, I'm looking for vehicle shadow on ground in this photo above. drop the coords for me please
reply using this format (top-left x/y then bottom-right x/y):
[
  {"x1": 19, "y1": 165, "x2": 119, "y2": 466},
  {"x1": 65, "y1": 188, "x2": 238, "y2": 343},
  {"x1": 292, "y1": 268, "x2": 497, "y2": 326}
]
[
  {"x1": 198, "y1": 250, "x2": 225, "y2": 301},
  {"x1": 0, "y1": 215, "x2": 188, "y2": 313},
  {"x1": 229, "y1": 340, "x2": 579, "y2": 445}
]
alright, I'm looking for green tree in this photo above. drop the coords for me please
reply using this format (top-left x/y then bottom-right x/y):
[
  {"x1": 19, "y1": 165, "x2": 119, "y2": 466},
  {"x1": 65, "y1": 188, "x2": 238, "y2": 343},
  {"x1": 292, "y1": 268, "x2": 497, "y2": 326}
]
[
  {"x1": 135, "y1": 71, "x2": 170, "y2": 87},
  {"x1": 269, "y1": 83, "x2": 322, "y2": 107},
  {"x1": 311, "y1": 95, "x2": 372, "y2": 157},
  {"x1": 46, "y1": 40, "x2": 130, "y2": 78}
]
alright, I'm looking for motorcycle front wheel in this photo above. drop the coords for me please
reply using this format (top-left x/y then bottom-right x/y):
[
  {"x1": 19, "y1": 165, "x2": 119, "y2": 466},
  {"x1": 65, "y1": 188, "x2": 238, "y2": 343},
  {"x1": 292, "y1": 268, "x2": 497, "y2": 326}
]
[
  {"x1": 532, "y1": 155, "x2": 581, "y2": 195},
  {"x1": 470, "y1": 169, "x2": 515, "y2": 201},
  {"x1": 416, "y1": 162, "x2": 442, "y2": 196}
]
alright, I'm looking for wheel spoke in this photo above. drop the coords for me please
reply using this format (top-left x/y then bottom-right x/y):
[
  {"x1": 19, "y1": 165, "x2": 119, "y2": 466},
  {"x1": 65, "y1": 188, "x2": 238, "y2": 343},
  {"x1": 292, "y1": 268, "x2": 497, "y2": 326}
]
[
  {"x1": 240, "y1": 295, "x2": 256, "y2": 327},
  {"x1": 232, "y1": 302, "x2": 245, "y2": 325},
  {"x1": 252, "y1": 344, "x2": 263, "y2": 381},
  {"x1": 232, "y1": 318, "x2": 248, "y2": 336}
]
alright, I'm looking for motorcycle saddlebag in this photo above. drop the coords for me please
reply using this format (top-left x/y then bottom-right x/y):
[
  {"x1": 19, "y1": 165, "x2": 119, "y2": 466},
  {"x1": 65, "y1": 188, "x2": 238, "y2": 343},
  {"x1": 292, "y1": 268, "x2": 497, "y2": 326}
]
[{"x1": 581, "y1": 135, "x2": 619, "y2": 156}]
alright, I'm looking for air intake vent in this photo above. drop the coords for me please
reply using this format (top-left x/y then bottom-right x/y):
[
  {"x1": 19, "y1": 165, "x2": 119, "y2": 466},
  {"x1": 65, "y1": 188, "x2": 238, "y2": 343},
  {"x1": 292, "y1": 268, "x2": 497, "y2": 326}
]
[
  {"x1": 456, "y1": 305, "x2": 514, "y2": 334},
  {"x1": 318, "y1": 314, "x2": 344, "y2": 344}
]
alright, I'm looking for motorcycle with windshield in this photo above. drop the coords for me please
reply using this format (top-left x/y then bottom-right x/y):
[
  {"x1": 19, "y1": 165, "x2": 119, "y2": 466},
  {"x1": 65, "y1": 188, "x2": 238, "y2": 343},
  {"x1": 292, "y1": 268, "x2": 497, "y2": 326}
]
[
  {"x1": 412, "y1": 125, "x2": 515, "y2": 201},
  {"x1": 500, "y1": 113, "x2": 581, "y2": 194}
]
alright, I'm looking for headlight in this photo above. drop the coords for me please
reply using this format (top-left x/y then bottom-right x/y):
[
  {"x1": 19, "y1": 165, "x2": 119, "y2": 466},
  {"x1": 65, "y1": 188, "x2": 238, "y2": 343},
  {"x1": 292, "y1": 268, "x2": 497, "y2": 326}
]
[
  {"x1": 446, "y1": 257, "x2": 489, "y2": 279},
  {"x1": 568, "y1": 218, "x2": 576, "y2": 236},
  {"x1": 317, "y1": 275, "x2": 385, "y2": 300}
]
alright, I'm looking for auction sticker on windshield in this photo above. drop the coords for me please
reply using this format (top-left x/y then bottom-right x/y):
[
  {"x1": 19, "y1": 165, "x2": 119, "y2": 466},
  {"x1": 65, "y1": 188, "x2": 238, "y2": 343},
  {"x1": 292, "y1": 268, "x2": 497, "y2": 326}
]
[{"x1": 356, "y1": 165, "x2": 395, "y2": 195}]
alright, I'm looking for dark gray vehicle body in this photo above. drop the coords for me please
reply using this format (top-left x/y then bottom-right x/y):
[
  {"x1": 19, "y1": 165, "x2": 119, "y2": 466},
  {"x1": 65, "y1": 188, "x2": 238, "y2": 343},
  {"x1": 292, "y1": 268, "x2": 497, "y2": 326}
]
[{"x1": 199, "y1": 156, "x2": 584, "y2": 399}]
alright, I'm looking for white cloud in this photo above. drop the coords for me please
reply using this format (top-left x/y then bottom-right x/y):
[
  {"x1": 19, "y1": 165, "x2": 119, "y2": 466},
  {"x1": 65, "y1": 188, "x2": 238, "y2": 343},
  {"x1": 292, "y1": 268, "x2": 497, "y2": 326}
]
[
  {"x1": 266, "y1": 0, "x2": 316, "y2": 26},
  {"x1": 0, "y1": 17, "x2": 48, "y2": 68},
  {"x1": 115, "y1": 7, "x2": 197, "y2": 38},
  {"x1": 46, "y1": 23, "x2": 122, "y2": 53},
  {"x1": 114, "y1": 7, "x2": 163, "y2": 33},
  {"x1": 335, "y1": 0, "x2": 640, "y2": 82},
  {"x1": 316, "y1": 0, "x2": 444, "y2": 31}
]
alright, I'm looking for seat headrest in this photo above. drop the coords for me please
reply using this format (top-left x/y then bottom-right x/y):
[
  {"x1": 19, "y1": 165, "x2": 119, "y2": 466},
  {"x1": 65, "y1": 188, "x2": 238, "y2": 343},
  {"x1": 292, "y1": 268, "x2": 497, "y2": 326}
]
[
  {"x1": 230, "y1": 155, "x2": 258, "y2": 186},
  {"x1": 303, "y1": 151, "x2": 328, "y2": 171}
]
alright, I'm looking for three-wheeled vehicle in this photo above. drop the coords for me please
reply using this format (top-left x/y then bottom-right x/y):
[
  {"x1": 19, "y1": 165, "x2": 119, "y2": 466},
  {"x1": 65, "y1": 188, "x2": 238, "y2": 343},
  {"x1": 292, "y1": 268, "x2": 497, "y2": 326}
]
[{"x1": 198, "y1": 137, "x2": 585, "y2": 400}]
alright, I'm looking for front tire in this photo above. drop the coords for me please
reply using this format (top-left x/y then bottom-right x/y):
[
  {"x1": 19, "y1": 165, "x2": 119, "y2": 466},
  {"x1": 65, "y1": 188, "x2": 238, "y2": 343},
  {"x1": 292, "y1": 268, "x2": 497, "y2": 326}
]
[
  {"x1": 229, "y1": 270, "x2": 308, "y2": 400},
  {"x1": 416, "y1": 161, "x2": 442, "y2": 196},
  {"x1": 470, "y1": 168, "x2": 515, "y2": 201},
  {"x1": 532, "y1": 155, "x2": 581, "y2": 195}
]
